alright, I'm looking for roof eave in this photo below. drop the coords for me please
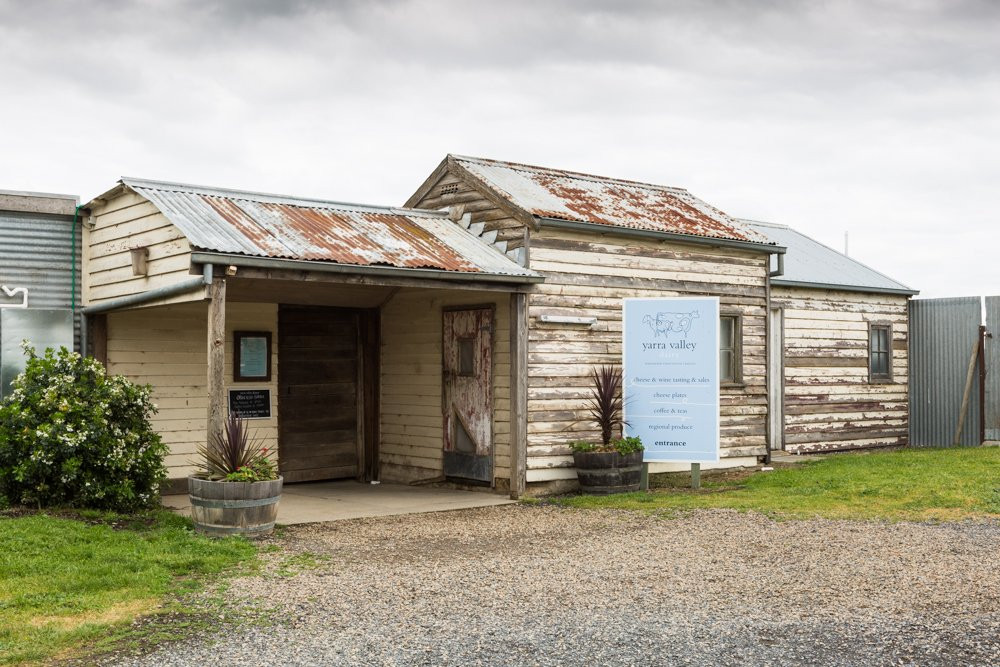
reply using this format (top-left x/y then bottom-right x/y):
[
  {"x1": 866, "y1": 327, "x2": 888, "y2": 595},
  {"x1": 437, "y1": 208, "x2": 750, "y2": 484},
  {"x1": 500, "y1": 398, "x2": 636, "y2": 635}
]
[
  {"x1": 770, "y1": 278, "x2": 918, "y2": 296},
  {"x1": 534, "y1": 217, "x2": 784, "y2": 255},
  {"x1": 190, "y1": 251, "x2": 545, "y2": 285},
  {"x1": 82, "y1": 180, "x2": 130, "y2": 211}
]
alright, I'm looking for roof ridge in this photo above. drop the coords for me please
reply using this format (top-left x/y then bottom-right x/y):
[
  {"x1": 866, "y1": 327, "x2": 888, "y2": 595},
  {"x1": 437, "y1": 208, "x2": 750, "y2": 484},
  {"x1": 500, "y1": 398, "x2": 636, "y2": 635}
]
[
  {"x1": 450, "y1": 154, "x2": 692, "y2": 196},
  {"x1": 120, "y1": 176, "x2": 447, "y2": 218},
  {"x1": 740, "y1": 218, "x2": 789, "y2": 229}
]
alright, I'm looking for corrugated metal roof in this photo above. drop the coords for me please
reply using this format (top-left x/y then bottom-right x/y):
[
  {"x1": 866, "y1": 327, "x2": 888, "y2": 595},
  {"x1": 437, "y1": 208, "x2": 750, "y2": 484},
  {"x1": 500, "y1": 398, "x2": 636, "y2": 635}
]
[
  {"x1": 110, "y1": 178, "x2": 538, "y2": 280},
  {"x1": 451, "y1": 155, "x2": 773, "y2": 245},
  {"x1": 743, "y1": 219, "x2": 917, "y2": 295}
]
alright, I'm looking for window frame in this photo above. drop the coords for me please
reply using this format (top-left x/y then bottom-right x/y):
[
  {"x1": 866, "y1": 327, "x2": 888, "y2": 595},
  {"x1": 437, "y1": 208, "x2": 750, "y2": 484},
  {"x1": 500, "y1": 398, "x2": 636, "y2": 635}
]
[
  {"x1": 719, "y1": 312, "x2": 744, "y2": 387},
  {"x1": 867, "y1": 322, "x2": 893, "y2": 384},
  {"x1": 233, "y1": 330, "x2": 273, "y2": 383}
]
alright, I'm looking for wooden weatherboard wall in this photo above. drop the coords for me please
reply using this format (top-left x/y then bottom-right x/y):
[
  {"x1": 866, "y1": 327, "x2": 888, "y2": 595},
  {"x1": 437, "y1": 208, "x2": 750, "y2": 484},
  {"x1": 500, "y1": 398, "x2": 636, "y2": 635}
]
[
  {"x1": 83, "y1": 190, "x2": 202, "y2": 307},
  {"x1": 380, "y1": 288, "x2": 512, "y2": 489},
  {"x1": 524, "y1": 228, "x2": 769, "y2": 486},
  {"x1": 106, "y1": 300, "x2": 278, "y2": 480},
  {"x1": 772, "y1": 287, "x2": 909, "y2": 452},
  {"x1": 406, "y1": 159, "x2": 531, "y2": 251}
]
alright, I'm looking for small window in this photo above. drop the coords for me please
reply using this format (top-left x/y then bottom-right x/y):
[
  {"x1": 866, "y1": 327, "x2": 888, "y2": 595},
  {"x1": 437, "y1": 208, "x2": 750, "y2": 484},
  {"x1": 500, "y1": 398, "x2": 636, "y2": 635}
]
[
  {"x1": 234, "y1": 331, "x2": 272, "y2": 382},
  {"x1": 457, "y1": 337, "x2": 476, "y2": 376},
  {"x1": 720, "y1": 315, "x2": 742, "y2": 384},
  {"x1": 869, "y1": 324, "x2": 892, "y2": 382}
]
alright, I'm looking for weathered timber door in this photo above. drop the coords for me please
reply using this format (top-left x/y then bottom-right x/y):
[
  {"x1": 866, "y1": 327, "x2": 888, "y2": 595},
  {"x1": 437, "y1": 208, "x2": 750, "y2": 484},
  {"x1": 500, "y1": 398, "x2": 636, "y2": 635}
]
[
  {"x1": 768, "y1": 306, "x2": 785, "y2": 451},
  {"x1": 442, "y1": 307, "x2": 494, "y2": 484},
  {"x1": 278, "y1": 306, "x2": 360, "y2": 483}
]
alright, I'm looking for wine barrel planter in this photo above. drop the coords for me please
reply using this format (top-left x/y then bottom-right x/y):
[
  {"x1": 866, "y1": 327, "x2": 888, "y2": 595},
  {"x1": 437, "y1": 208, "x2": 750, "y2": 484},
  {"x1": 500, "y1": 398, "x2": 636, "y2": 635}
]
[
  {"x1": 573, "y1": 451, "x2": 643, "y2": 494},
  {"x1": 188, "y1": 476, "x2": 283, "y2": 538}
]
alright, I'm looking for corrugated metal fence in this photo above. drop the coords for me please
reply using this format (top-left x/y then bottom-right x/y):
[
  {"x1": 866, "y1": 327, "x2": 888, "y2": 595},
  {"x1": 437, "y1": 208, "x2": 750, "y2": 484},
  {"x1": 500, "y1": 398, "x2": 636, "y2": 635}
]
[
  {"x1": 985, "y1": 297, "x2": 1000, "y2": 442},
  {"x1": 0, "y1": 209, "x2": 82, "y2": 348},
  {"x1": 909, "y1": 297, "x2": 990, "y2": 447}
]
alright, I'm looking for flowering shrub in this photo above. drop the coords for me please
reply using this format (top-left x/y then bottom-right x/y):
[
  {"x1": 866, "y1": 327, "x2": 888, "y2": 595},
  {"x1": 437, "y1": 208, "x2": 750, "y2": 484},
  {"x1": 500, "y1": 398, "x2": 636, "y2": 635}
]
[{"x1": 0, "y1": 344, "x2": 167, "y2": 511}]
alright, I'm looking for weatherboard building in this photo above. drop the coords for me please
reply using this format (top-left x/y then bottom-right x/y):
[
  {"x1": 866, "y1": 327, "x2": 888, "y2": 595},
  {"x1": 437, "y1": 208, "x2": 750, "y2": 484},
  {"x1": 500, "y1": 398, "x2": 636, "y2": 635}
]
[{"x1": 1, "y1": 156, "x2": 916, "y2": 496}]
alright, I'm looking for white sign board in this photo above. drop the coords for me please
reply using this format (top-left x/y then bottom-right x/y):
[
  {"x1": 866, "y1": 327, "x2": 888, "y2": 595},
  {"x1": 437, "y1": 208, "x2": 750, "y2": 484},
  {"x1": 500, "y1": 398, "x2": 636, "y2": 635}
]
[{"x1": 622, "y1": 297, "x2": 720, "y2": 463}]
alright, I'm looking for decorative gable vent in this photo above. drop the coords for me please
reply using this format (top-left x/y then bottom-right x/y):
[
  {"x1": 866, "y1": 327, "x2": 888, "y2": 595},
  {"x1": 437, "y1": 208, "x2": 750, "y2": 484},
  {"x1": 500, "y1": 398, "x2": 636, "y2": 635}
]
[{"x1": 440, "y1": 184, "x2": 460, "y2": 195}]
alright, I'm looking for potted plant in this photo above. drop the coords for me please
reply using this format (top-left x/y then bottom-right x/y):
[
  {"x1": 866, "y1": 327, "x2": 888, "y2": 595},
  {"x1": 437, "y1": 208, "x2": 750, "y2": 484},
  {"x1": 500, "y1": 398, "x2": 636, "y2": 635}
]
[
  {"x1": 188, "y1": 414, "x2": 282, "y2": 537},
  {"x1": 569, "y1": 365, "x2": 644, "y2": 494}
]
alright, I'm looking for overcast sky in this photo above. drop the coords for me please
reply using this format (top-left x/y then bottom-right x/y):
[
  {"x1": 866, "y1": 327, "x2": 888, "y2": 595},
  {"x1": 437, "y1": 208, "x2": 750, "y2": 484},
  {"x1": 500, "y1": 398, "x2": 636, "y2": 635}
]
[{"x1": 1, "y1": 0, "x2": 997, "y2": 298}]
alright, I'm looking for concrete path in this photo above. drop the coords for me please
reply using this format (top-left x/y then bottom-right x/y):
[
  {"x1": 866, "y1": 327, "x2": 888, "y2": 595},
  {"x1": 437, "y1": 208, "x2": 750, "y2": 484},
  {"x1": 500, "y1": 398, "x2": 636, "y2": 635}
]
[{"x1": 162, "y1": 480, "x2": 514, "y2": 524}]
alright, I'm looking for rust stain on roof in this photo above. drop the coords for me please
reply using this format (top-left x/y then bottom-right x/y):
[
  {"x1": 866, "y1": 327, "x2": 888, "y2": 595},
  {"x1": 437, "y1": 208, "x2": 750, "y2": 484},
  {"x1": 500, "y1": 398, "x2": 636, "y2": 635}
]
[
  {"x1": 454, "y1": 155, "x2": 772, "y2": 245},
  {"x1": 119, "y1": 178, "x2": 537, "y2": 278}
]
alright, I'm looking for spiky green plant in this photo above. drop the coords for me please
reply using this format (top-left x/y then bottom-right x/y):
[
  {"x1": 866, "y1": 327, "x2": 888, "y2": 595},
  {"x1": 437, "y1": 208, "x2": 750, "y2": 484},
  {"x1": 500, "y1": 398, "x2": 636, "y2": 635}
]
[{"x1": 193, "y1": 414, "x2": 277, "y2": 482}]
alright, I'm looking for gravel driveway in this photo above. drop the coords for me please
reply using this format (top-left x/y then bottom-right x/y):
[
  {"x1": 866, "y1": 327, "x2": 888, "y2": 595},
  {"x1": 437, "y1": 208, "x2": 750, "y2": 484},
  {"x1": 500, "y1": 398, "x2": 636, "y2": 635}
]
[{"x1": 104, "y1": 506, "x2": 1000, "y2": 666}]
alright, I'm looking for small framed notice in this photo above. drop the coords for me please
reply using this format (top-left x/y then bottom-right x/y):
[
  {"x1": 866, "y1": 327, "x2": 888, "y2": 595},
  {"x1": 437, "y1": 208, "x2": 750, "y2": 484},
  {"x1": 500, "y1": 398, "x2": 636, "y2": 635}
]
[
  {"x1": 228, "y1": 389, "x2": 271, "y2": 419},
  {"x1": 234, "y1": 331, "x2": 271, "y2": 382}
]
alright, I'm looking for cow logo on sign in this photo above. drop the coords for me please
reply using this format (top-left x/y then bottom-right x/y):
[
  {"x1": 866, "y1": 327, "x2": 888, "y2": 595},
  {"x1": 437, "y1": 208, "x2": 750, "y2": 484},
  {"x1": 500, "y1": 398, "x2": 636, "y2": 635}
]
[{"x1": 642, "y1": 310, "x2": 699, "y2": 338}]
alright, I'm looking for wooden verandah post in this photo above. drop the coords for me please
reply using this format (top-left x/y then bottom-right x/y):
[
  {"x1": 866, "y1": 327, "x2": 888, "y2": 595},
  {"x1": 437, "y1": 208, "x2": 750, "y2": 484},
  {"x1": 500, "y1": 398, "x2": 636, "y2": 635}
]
[
  {"x1": 207, "y1": 277, "x2": 226, "y2": 444},
  {"x1": 509, "y1": 291, "x2": 528, "y2": 499}
]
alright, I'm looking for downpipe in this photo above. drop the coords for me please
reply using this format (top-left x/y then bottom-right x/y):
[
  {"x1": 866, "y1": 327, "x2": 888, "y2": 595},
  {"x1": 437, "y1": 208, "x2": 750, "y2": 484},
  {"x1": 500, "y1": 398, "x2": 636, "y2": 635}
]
[{"x1": 80, "y1": 264, "x2": 214, "y2": 355}]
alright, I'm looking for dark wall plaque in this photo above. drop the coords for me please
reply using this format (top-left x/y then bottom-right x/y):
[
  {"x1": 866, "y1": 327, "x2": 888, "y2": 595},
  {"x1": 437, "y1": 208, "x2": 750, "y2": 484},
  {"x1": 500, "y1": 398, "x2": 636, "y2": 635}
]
[{"x1": 228, "y1": 389, "x2": 271, "y2": 419}]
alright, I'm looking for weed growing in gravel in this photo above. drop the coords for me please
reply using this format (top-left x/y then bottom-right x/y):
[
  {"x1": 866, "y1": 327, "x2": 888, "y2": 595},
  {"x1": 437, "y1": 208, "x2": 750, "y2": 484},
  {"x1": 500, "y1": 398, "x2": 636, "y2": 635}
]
[{"x1": 274, "y1": 552, "x2": 331, "y2": 578}]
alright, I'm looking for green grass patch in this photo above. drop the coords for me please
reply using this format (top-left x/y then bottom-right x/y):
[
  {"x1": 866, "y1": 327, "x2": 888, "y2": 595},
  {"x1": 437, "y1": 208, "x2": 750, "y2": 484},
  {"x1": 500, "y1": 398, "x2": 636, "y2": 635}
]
[
  {"x1": 554, "y1": 446, "x2": 1000, "y2": 521},
  {"x1": 0, "y1": 509, "x2": 256, "y2": 665}
]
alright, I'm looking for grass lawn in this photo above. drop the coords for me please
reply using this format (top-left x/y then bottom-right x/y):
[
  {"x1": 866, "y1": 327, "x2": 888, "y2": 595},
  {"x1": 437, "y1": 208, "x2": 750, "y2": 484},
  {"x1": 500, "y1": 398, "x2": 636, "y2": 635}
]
[
  {"x1": 0, "y1": 509, "x2": 256, "y2": 666},
  {"x1": 553, "y1": 446, "x2": 1000, "y2": 521}
]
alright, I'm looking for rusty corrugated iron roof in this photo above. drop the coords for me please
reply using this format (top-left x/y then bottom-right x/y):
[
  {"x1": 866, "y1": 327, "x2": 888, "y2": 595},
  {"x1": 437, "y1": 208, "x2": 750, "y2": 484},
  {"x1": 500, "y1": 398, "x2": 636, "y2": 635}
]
[
  {"x1": 113, "y1": 178, "x2": 538, "y2": 279},
  {"x1": 451, "y1": 155, "x2": 773, "y2": 245}
]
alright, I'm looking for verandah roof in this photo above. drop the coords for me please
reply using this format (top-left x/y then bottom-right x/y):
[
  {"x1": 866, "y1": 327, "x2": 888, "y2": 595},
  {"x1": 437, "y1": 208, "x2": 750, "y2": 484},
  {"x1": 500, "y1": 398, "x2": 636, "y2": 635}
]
[{"x1": 88, "y1": 177, "x2": 540, "y2": 282}]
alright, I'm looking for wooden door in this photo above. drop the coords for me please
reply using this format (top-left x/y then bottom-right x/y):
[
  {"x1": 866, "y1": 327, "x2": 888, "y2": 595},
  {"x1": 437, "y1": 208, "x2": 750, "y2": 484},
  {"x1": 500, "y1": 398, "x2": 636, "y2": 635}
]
[
  {"x1": 442, "y1": 307, "x2": 494, "y2": 483},
  {"x1": 278, "y1": 306, "x2": 360, "y2": 483}
]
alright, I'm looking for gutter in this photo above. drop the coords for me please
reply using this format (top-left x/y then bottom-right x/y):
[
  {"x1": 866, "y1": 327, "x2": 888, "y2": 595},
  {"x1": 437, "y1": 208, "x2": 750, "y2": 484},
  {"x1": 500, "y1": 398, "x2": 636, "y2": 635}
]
[
  {"x1": 770, "y1": 279, "x2": 918, "y2": 297},
  {"x1": 79, "y1": 265, "x2": 214, "y2": 352},
  {"x1": 189, "y1": 252, "x2": 545, "y2": 285},
  {"x1": 535, "y1": 217, "x2": 786, "y2": 256}
]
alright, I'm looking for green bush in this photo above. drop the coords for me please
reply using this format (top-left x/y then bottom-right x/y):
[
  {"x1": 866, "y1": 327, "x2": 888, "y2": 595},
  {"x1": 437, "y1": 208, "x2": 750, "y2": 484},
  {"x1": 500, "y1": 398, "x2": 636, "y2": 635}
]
[{"x1": 0, "y1": 345, "x2": 167, "y2": 511}]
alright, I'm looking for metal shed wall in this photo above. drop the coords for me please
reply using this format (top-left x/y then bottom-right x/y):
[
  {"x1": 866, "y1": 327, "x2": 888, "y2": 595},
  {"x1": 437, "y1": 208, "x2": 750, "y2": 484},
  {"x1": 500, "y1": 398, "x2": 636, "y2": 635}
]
[
  {"x1": 909, "y1": 297, "x2": 982, "y2": 447},
  {"x1": 0, "y1": 209, "x2": 82, "y2": 351}
]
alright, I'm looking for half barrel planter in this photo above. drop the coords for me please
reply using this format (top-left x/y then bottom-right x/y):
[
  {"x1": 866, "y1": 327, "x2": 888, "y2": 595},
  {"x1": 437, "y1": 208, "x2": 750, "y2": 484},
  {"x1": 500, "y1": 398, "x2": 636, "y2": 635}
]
[
  {"x1": 572, "y1": 451, "x2": 643, "y2": 494},
  {"x1": 188, "y1": 476, "x2": 283, "y2": 537}
]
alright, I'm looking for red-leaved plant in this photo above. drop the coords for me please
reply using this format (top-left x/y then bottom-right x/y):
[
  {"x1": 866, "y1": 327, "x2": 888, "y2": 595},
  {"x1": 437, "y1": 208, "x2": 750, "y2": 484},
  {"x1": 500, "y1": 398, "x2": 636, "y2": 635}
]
[
  {"x1": 193, "y1": 414, "x2": 278, "y2": 482},
  {"x1": 569, "y1": 365, "x2": 643, "y2": 455},
  {"x1": 589, "y1": 364, "x2": 624, "y2": 447}
]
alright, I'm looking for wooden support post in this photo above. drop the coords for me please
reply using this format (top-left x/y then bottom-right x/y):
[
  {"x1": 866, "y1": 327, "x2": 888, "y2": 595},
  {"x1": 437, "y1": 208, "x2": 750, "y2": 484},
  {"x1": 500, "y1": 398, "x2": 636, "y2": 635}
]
[
  {"x1": 509, "y1": 292, "x2": 528, "y2": 499},
  {"x1": 978, "y1": 325, "x2": 987, "y2": 446},
  {"x1": 691, "y1": 462, "x2": 701, "y2": 490},
  {"x1": 640, "y1": 462, "x2": 649, "y2": 491},
  {"x1": 207, "y1": 278, "x2": 226, "y2": 446},
  {"x1": 954, "y1": 330, "x2": 981, "y2": 447}
]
